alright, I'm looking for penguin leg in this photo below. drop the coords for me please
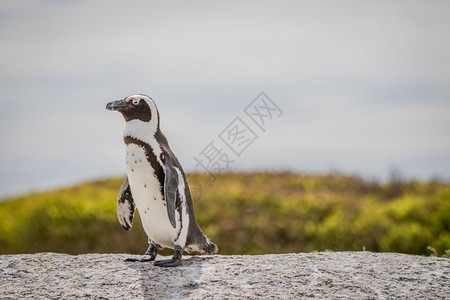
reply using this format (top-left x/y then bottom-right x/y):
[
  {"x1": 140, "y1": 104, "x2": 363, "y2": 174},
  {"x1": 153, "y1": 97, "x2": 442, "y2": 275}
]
[
  {"x1": 125, "y1": 241, "x2": 159, "y2": 262},
  {"x1": 154, "y1": 245, "x2": 183, "y2": 267}
]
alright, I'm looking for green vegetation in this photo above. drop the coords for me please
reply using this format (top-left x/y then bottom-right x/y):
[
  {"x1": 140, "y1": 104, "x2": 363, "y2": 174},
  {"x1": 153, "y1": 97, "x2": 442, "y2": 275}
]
[{"x1": 0, "y1": 172, "x2": 449, "y2": 257}]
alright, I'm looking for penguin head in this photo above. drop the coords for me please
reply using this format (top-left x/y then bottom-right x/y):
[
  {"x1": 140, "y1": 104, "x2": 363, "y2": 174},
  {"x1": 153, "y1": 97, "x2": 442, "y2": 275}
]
[{"x1": 106, "y1": 94, "x2": 159, "y2": 124}]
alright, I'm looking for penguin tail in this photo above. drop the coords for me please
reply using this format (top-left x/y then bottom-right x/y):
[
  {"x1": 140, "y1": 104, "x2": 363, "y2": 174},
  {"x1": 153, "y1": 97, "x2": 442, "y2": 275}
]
[
  {"x1": 189, "y1": 236, "x2": 218, "y2": 255},
  {"x1": 202, "y1": 238, "x2": 218, "y2": 255},
  {"x1": 186, "y1": 226, "x2": 218, "y2": 255}
]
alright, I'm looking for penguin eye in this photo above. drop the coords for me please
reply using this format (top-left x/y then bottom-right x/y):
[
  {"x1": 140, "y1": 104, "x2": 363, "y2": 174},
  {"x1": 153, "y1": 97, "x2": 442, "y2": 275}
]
[{"x1": 132, "y1": 99, "x2": 140, "y2": 105}]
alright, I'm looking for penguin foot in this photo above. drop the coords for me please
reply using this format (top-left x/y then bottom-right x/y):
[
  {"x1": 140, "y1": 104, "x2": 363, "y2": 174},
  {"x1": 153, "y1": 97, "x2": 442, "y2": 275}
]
[
  {"x1": 154, "y1": 245, "x2": 183, "y2": 268},
  {"x1": 125, "y1": 242, "x2": 159, "y2": 262},
  {"x1": 153, "y1": 257, "x2": 182, "y2": 267}
]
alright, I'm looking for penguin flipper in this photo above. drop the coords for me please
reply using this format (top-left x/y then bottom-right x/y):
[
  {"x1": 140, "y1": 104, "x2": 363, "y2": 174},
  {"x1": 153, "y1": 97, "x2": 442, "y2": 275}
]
[
  {"x1": 117, "y1": 177, "x2": 136, "y2": 231},
  {"x1": 164, "y1": 155, "x2": 179, "y2": 228}
]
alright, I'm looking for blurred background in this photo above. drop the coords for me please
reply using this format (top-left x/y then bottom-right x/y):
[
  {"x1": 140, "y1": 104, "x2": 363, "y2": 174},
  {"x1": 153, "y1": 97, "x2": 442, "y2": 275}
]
[{"x1": 0, "y1": 1, "x2": 449, "y2": 256}]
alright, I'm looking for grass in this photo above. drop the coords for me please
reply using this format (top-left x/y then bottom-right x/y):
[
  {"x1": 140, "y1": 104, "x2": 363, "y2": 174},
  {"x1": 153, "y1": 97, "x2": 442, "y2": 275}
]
[{"x1": 0, "y1": 172, "x2": 449, "y2": 257}]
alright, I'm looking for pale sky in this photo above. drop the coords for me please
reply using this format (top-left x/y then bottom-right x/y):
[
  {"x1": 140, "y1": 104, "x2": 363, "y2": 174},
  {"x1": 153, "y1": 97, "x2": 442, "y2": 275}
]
[{"x1": 1, "y1": 0, "x2": 450, "y2": 196}]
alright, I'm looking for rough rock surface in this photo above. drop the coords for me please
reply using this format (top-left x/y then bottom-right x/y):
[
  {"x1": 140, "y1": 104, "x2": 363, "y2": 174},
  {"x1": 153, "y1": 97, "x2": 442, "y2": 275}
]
[{"x1": 0, "y1": 252, "x2": 449, "y2": 299}]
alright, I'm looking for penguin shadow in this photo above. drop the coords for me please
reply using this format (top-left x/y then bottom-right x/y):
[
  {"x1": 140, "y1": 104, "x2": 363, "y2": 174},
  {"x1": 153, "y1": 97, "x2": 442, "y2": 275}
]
[
  {"x1": 182, "y1": 255, "x2": 216, "y2": 267},
  {"x1": 124, "y1": 255, "x2": 216, "y2": 298}
]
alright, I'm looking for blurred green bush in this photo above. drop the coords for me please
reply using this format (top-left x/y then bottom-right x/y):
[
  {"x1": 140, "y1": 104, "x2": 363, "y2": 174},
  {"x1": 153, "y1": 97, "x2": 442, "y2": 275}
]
[{"x1": 0, "y1": 173, "x2": 449, "y2": 256}]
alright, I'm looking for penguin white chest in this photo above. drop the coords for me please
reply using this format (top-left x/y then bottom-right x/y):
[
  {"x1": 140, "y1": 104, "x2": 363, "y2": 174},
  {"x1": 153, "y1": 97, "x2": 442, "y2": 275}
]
[{"x1": 125, "y1": 144, "x2": 175, "y2": 247}]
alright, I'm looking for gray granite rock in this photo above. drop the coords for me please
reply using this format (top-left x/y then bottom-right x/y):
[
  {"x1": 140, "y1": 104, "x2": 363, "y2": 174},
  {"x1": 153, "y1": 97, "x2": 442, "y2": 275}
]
[{"x1": 0, "y1": 252, "x2": 449, "y2": 299}]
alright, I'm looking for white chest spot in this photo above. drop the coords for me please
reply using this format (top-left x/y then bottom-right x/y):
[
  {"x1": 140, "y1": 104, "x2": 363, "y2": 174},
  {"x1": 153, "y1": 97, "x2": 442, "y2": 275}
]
[{"x1": 125, "y1": 144, "x2": 174, "y2": 247}]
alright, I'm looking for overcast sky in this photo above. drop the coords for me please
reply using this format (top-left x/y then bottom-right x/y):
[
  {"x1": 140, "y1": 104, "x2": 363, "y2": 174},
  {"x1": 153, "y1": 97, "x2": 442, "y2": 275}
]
[{"x1": 1, "y1": 0, "x2": 449, "y2": 197}]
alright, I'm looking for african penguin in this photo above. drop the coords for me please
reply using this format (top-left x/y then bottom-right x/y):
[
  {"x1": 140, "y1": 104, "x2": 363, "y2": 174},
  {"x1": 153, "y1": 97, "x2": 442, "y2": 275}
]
[{"x1": 106, "y1": 94, "x2": 218, "y2": 267}]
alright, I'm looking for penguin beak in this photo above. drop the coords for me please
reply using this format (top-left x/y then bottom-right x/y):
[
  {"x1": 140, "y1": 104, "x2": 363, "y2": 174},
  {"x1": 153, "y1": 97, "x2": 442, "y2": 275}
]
[{"x1": 106, "y1": 100, "x2": 128, "y2": 111}]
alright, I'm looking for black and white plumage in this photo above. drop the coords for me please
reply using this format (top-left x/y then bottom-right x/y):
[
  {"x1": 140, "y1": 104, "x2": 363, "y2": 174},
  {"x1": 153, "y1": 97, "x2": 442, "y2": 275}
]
[{"x1": 106, "y1": 94, "x2": 217, "y2": 267}]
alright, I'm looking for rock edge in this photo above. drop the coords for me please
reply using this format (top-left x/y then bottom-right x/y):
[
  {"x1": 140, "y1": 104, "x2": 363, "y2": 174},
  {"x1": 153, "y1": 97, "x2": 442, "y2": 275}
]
[{"x1": 1, "y1": 252, "x2": 449, "y2": 299}]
